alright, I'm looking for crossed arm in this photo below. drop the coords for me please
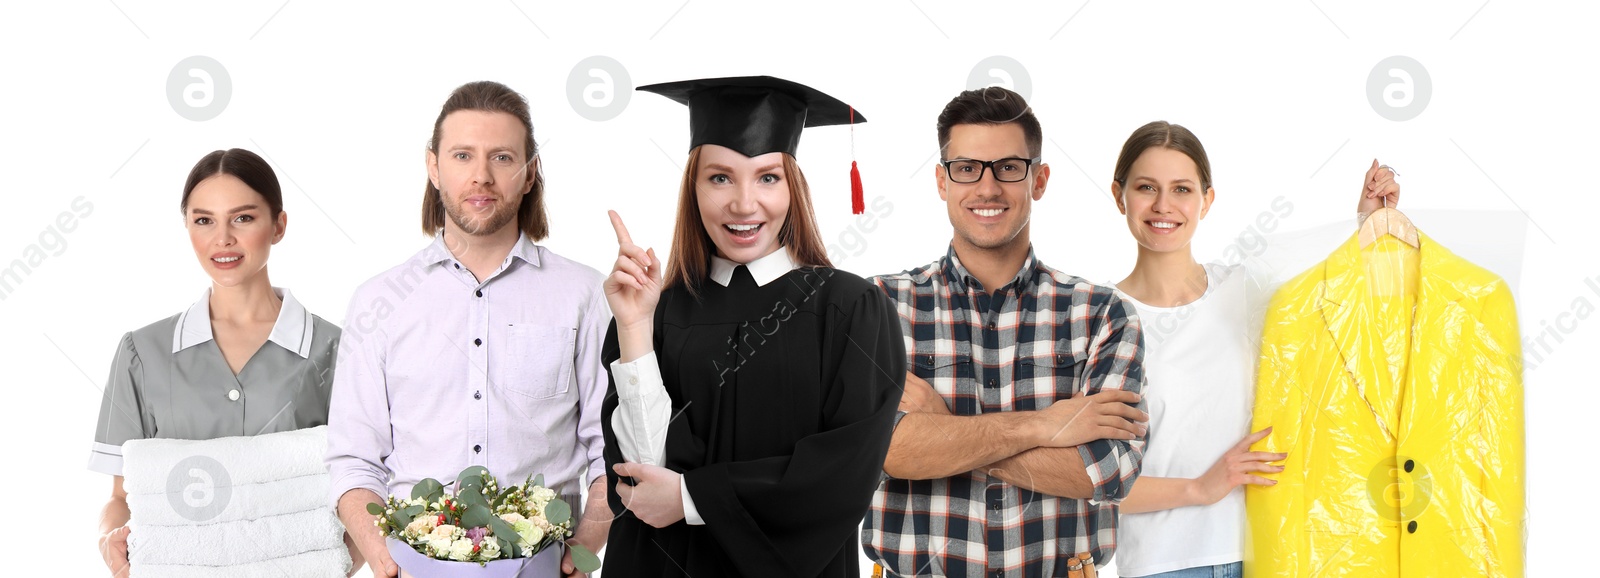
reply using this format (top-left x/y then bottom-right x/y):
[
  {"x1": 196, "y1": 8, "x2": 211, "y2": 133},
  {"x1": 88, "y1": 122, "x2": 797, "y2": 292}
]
[{"x1": 884, "y1": 373, "x2": 1147, "y2": 499}]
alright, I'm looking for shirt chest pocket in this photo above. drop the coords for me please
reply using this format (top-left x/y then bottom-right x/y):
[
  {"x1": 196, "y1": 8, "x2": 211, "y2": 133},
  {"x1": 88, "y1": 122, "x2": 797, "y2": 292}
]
[
  {"x1": 497, "y1": 324, "x2": 575, "y2": 399},
  {"x1": 1016, "y1": 348, "x2": 1086, "y2": 402},
  {"x1": 910, "y1": 351, "x2": 976, "y2": 413}
]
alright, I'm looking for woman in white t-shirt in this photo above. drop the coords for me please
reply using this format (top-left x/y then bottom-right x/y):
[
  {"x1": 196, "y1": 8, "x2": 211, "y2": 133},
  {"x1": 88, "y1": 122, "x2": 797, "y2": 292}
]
[{"x1": 1107, "y1": 121, "x2": 1399, "y2": 578}]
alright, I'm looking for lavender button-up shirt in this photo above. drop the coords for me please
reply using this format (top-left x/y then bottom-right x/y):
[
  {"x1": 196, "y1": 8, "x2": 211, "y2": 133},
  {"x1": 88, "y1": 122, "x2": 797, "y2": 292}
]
[{"x1": 326, "y1": 233, "x2": 609, "y2": 506}]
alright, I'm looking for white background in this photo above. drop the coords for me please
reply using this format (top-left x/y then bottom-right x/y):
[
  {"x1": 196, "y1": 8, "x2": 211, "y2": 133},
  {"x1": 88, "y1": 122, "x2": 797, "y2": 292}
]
[{"x1": 3, "y1": 1, "x2": 1594, "y2": 576}]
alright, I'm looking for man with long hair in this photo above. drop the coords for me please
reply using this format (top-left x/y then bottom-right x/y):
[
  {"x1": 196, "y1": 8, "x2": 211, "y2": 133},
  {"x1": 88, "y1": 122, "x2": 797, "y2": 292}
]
[{"x1": 326, "y1": 81, "x2": 610, "y2": 578}]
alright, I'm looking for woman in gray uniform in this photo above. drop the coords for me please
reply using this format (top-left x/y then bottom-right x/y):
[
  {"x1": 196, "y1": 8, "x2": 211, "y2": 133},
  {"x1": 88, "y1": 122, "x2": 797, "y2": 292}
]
[{"x1": 91, "y1": 148, "x2": 343, "y2": 577}]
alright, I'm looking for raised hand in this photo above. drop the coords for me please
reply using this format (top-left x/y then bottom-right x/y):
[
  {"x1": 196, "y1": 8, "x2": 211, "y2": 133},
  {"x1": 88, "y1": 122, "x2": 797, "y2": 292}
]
[
  {"x1": 1357, "y1": 159, "x2": 1401, "y2": 218},
  {"x1": 602, "y1": 210, "x2": 663, "y2": 356}
]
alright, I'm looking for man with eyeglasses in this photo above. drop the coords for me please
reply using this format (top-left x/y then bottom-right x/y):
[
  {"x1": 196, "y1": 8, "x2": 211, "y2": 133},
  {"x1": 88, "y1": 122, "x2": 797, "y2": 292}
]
[{"x1": 863, "y1": 87, "x2": 1149, "y2": 577}]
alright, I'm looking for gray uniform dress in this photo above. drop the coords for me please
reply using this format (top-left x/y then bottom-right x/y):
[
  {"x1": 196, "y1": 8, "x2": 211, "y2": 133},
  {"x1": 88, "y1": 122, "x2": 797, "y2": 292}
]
[{"x1": 88, "y1": 287, "x2": 340, "y2": 476}]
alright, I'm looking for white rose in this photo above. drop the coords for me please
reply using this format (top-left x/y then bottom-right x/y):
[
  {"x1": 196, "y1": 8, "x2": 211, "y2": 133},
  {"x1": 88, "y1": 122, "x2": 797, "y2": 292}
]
[
  {"x1": 480, "y1": 539, "x2": 502, "y2": 560},
  {"x1": 430, "y1": 524, "x2": 458, "y2": 541},
  {"x1": 404, "y1": 516, "x2": 439, "y2": 539},
  {"x1": 527, "y1": 526, "x2": 545, "y2": 546},
  {"x1": 426, "y1": 536, "x2": 453, "y2": 559},
  {"x1": 402, "y1": 521, "x2": 424, "y2": 539},
  {"x1": 448, "y1": 538, "x2": 475, "y2": 561},
  {"x1": 499, "y1": 513, "x2": 526, "y2": 525}
]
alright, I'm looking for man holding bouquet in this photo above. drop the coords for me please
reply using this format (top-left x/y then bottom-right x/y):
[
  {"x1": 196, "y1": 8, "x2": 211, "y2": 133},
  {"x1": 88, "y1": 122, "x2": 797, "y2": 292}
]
[{"x1": 326, "y1": 80, "x2": 611, "y2": 578}]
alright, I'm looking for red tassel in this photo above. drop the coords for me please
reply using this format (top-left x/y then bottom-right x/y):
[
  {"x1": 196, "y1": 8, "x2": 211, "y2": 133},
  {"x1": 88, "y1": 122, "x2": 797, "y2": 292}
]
[
  {"x1": 850, "y1": 161, "x2": 865, "y2": 214},
  {"x1": 849, "y1": 106, "x2": 864, "y2": 214}
]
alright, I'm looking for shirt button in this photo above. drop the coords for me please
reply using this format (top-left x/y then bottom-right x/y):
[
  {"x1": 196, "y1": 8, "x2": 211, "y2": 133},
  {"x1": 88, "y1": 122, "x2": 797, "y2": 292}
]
[
  {"x1": 1404, "y1": 459, "x2": 1415, "y2": 473},
  {"x1": 454, "y1": 263, "x2": 461, "y2": 270},
  {"x1": 987, "y1": 322, "x2": 996, "y2": 330},
  {"x1": 629, "y1": 376, "x2": 639, "y2": 385},
  {"x1": 473, "y1": 444, "x2": 482, "y2": 453},
  {"x1": 227, "y1": 389, "x2": 240, "y2": 401},
  {"x1": 474, "y1": 338, "x2": 483, "y2": 346},
  {"x1": 475, "y1": 290, "x2": 483, "y2": 297},
  {"x1": 987, "y1": 378, "x2": 996, "y2": 388},
  {"x1": 1407, "y1": 520, "x2": 1418, "y2": 533},
  {"x1": 473, "y1": 391, "x2": 482, "y2": 400}
]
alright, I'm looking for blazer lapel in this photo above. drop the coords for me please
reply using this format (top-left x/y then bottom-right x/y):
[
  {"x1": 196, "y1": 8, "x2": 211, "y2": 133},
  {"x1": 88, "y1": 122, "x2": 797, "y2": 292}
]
[{"x1": 1318, "y1": 233, "x2": 1403, "y2": 443}]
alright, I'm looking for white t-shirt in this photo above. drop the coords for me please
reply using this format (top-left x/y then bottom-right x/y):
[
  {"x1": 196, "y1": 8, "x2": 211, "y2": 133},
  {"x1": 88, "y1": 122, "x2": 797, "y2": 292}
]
[{"x1": 1113, "y1": 262, "x2": 1256, "y2": 577}]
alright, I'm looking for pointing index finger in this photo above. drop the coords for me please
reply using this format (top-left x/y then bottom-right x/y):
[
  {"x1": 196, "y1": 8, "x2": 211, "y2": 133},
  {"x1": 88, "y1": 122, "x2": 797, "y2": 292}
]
[{"x1": 609, "y1": 210, "x2": 634, "y2": 246}]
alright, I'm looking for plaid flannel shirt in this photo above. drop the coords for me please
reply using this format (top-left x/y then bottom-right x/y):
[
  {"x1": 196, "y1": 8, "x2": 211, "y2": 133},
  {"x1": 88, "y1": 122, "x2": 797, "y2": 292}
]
[{"x1": 863, "y1": 245, "x2": 1147, "y2": 578}]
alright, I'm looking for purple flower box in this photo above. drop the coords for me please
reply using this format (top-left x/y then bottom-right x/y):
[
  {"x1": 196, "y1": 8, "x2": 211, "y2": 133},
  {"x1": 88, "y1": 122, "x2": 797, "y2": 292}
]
[{"x1": 386, "y1": 537, "x2": 561, "y2": 578}]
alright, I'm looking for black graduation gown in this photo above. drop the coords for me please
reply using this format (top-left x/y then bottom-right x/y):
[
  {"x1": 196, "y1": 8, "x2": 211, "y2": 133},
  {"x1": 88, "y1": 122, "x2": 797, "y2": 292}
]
[{"x1": 600, "y1": 266, "x2": 905, "y2": 577}]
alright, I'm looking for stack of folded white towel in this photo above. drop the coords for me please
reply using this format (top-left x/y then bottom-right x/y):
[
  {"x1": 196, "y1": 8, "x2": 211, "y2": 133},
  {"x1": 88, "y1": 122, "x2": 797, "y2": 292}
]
[{"x1": 122, "y1": 426, "x2": 350, "y2": 578}]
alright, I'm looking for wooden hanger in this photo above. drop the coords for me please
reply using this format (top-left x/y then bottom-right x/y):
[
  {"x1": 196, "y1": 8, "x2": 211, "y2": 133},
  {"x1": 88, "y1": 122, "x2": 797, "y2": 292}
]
[{"x1": 1359, "y1": 196, "x2": 1419, "y2": 248}]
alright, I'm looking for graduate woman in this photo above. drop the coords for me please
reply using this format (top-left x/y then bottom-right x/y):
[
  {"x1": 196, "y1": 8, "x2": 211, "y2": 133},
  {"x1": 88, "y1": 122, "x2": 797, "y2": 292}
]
[
  {"x1": 91, "y1": 149, "x2": 347, "y2": 577},
  {"x1": 598, "y1": 76, "x2": 905, "y2": 577}
]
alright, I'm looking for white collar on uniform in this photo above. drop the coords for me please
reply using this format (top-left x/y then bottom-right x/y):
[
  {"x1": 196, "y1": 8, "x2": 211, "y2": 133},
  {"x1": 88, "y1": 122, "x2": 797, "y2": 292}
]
[
  {"x1": 172, "y1": 287, "x2": 315, "y2": 358},
  {"x1": 709, "y1": 247, "x2": 799, "y2": 287}
]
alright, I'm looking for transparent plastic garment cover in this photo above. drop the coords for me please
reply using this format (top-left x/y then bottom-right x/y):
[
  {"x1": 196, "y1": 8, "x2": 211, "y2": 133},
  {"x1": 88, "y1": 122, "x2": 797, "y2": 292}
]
[{"x1": 1239, "y1": 214, "x2": 1526, "y2": 577}]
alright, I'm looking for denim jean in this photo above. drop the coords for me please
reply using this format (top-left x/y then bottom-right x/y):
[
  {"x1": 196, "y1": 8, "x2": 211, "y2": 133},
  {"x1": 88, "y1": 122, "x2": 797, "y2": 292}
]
[{"x1": 1129, "y1": 561, "x2": 1243, "y2": 578}]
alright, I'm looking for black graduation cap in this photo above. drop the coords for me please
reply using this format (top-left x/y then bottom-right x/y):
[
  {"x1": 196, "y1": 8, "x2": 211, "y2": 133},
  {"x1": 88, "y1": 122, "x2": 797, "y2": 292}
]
[{"x1": 638, "y1": 75, "x2": 869, "y2": 213}]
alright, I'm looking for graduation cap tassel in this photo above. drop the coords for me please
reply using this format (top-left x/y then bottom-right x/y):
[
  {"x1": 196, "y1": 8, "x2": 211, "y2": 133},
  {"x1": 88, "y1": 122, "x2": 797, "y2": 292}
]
[
  {"x1": 851, "y1": 162, "x2": 864, "y2": 214},
  {"x1": 850, "y1": 107, "x2": 865, "y2": 214}
]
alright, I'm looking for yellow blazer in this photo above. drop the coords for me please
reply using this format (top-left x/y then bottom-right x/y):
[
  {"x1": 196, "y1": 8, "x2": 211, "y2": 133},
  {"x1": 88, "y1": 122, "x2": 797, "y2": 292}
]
[{"x1": 1247, "y1": 231, "x2": 1524, "y2": 577}]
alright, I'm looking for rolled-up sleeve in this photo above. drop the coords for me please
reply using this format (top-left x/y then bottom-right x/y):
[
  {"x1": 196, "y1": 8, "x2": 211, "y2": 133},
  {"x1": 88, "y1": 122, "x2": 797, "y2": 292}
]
[
  {"x1": 1076, "y1": 294, "x2": 1147, "y2": 504},
  {"x1": 324, "y1": 288, "x2": 394, "y2": 507}
]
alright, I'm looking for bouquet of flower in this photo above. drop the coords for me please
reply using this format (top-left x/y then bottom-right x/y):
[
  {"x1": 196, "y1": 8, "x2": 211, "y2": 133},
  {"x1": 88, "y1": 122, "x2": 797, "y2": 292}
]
[{"x1": 367, "y1": 466, "x2": 599, "y2": 574}]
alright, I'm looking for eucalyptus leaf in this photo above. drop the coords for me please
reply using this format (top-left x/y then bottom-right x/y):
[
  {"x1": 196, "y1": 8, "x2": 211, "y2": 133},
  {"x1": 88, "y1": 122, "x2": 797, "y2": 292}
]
[
  {"x1": 487, "y1": 517, "x2": 519, "y2": 545},
  {"x1": 457, "y1": 465, "x2": 491, "y2": 487},
  {"x1": 498, "y1": 536, "x2": 521, "y2": 559},
  {"x1": 486, "y1": 516, "x2": 516, "y2": 536},
  {"x1": 544, "y1": 499, "x2": 571, "y2": 526},
  {"x1": 458, "y1": 487, "x2": 490, "y2": 509},
  {"x1": 457, "y1": 480, "x2": 485, "y2": 503},
  {"x1": 365, "y1": 503, "x2": 384, "y2": 516},
  {"x1": 411, "y1": 478, "x2": 444, "y2": 502},
  {"x1": 395, "y1": 504, "x2": 424, "y2": 527},
  {"x1": 569, "y1": 543, "x2": 601, "y2": 573},
  {"x1": 532, "y1": 473, "x2": 544, "y2": 489},
  {"x1": 490, "y1": 515, "x2": 526, "y2": 559},
  {"x1": 460, "y1": 504, "x2": 494, "y2": 528}
]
